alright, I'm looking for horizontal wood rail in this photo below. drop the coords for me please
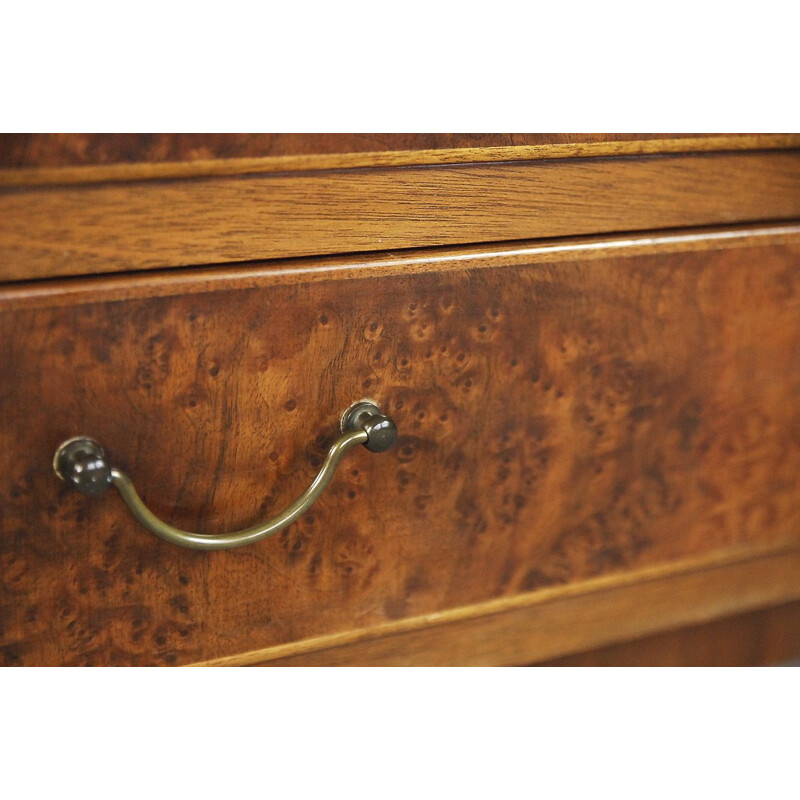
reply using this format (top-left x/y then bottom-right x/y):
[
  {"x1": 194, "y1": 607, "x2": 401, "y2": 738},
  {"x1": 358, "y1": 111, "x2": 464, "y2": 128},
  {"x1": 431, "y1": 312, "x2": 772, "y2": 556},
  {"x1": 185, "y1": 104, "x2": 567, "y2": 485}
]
[
  {"x1": 537, "y1": 601, "x2": 800, "y2": 666},
  {"x1": 2, "y1": 151, "x2": 800, "y2": 282}
]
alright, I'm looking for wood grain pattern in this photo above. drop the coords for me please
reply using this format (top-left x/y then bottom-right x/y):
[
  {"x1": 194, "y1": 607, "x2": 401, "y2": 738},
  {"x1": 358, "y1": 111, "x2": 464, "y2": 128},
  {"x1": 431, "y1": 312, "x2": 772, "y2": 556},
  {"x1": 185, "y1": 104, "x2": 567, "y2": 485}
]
[
  {"x1": 0, "y1": 133, "x2": 685, "y2": 168},
  {"x1": 3, "y1": 223, "x2": 796, "y2": 310},
  {"x1": 2, "y1": 228, "x2": 800, "y2": 666},
  {"x1": 536, "y1": 599, "x2": 800, "y2": 666},
  {"x1": 0, "y1": 133, "x2": 789, "y2": 169},
  {"x1": 201, "y1": 547, "x2": 800, "y2": 666},
  {"x1": 3, "y1": 135, "x2": 800, "y2": 187},
  {"x1": 3, "y1": 152, "x2": 800, "y2": 281}
]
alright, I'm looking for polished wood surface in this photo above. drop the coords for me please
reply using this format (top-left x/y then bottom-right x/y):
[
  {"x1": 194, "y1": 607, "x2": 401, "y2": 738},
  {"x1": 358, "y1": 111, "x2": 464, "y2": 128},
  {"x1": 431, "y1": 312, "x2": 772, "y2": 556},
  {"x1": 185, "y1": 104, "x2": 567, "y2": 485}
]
[
  {"x1": 2, "y1": 227, "x2": 799, "y2": 665},
  {"x1": 537, "y1": 599, "x2": 800, "y2": 667},
  {"x1": 2, "y1": 133, "x2": 793, "y2": 170},
  {"x1": 0, "y1": 133, "x2": 688, "y2": 168},
  {"x1": 4, "y1": 224, "x2": 796, "y2": 309},
  {"x1": 3, "y1": 135, "x2": 799, "y2": 187},
  {"x1": 202, "y1": 548, "x2": 800, "y2": 666},
  {"x1": 3, "y1": 152, "x2": 800, "y2": 281}
]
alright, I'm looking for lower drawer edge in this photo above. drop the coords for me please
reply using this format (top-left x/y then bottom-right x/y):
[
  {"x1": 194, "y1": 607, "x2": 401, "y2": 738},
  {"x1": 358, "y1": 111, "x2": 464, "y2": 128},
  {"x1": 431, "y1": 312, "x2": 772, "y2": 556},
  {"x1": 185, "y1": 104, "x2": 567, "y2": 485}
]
[{"x1": 193, "y1": 546, "x2": 800, "y2": 666}]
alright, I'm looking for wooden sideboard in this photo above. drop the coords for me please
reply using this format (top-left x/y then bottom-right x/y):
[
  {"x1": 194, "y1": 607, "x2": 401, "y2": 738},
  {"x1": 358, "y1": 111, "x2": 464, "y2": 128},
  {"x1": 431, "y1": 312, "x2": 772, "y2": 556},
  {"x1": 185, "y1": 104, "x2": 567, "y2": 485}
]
[{"x1": 2, "y1": 133, "x2": 799, "y2": 666}]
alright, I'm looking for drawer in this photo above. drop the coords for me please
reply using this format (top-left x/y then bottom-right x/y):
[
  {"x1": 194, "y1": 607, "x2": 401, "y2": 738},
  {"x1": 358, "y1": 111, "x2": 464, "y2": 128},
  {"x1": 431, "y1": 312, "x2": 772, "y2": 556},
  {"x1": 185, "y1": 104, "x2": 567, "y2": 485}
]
[{"x1": 2, "y1": 224, "x2": 800, "y2": 665}]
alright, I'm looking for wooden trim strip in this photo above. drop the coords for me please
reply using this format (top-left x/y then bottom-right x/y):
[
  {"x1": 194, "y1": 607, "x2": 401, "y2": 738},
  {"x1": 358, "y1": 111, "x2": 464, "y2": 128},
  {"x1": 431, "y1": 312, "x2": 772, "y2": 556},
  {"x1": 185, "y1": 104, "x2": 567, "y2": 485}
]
[
  {"x1": 536, "y1": 601, "x2": 800, "y2": 666},
  {"x1": 191, "y1": 545, "x2": 800, "y2": 666},
  {"x1": 2, "y1": 222, "x2": 799, "y2": 311},
  {"x1": 3, "y1": 152, "x2": 800, "y2": 282},
  {"x1": 2, "y1": 135, "x2": 800, "y2": 188}
]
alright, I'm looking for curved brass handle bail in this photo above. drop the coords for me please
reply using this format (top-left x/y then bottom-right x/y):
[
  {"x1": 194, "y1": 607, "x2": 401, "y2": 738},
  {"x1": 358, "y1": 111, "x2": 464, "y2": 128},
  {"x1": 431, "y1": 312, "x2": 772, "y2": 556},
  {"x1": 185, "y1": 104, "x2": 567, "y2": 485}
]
[{"x1": 53, "y1": 401, "x2": 397, "y2": 551}]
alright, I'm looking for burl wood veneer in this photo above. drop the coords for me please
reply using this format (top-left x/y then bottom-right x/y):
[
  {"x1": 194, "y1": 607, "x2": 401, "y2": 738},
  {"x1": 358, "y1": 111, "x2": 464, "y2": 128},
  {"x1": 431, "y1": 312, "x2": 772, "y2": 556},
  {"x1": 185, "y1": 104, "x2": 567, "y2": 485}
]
[{"x1": 1, "y1": 225, "x2": 799, "y2": 665}]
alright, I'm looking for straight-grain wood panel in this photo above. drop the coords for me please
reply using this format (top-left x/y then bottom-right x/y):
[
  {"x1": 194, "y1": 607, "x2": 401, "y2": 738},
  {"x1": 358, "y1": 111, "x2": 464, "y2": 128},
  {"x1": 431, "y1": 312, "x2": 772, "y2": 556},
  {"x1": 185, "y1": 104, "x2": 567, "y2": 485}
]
[
  {"x1": 2, "y1": 152, "x2": 800, "y2": 281},
  {"x1": 536, "y1": 599, "x2": 800, "y2": 667},
  {"x1": 200, "y1": 548, "x2": 800, "y2": 666},
  {"x1": 2, "y1": 228, "x2": 800, "y2": 665}
]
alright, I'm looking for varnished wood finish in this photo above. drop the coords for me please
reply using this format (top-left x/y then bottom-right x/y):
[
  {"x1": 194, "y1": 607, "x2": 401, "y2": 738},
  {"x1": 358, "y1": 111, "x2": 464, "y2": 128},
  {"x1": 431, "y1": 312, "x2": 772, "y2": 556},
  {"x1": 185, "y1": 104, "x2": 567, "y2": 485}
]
[
  {"x1": 2, "y1": 133, "x2": 792, "y2": 171},
  {"x1": 199, "y1": 548, "x2": 800, "y2": 666},
  {"x1": 2, "y1": 135, "x2": 799, "y2": 187},
  {"x1": 3, "y1": 152, "x2": 800, "y2": 282},
  {"x1": 2, "y1": 228, "x2": 799, "y2": 666},
  {"x1": 3, "y1": 223, "x2": 796, "y2": 309},
  {"x1": 536, "y1": 599, "x2": 800, "y2": 667},
  {"x1": 1, "y1": 133, "x2": 690, "y2": 168}
]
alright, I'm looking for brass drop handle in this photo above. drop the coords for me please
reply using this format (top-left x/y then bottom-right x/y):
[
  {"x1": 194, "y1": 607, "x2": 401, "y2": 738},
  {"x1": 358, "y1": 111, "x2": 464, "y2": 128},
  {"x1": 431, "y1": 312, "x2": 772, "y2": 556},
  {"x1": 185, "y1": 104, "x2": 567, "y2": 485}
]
[{"x1": 53, "y1": 401, "x2": 397, "y2": 551}]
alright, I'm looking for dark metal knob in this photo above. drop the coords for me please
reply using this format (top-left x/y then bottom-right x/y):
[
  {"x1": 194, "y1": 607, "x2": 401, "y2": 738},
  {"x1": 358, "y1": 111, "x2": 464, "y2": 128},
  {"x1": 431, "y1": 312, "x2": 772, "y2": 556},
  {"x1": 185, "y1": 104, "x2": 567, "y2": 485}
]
[
  {"x1": 53, "y1": 437, "x2": 113, "y2": 495},
  {"x1": 341, "y1": 401, "x2": 398, "y2": 453}
]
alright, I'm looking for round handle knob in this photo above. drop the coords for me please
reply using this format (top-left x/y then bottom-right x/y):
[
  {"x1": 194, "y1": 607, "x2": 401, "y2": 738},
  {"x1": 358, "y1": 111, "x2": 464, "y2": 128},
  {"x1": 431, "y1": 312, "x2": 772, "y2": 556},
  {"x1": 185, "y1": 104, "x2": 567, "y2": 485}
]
[
  {"x1": 53, "y1": 437, "x2": 113, "y2": 495},
  {"x1": 341, "y1": 401, "x2": 398, "y2": 453}
]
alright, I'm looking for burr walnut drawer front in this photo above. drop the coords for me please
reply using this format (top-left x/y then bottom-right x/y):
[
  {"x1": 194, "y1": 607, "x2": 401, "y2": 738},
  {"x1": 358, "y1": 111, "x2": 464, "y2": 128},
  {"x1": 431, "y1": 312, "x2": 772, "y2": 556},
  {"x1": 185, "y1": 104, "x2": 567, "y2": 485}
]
[{"x1": 2, "y1": 225, "x2": 800, "y2": 666}]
